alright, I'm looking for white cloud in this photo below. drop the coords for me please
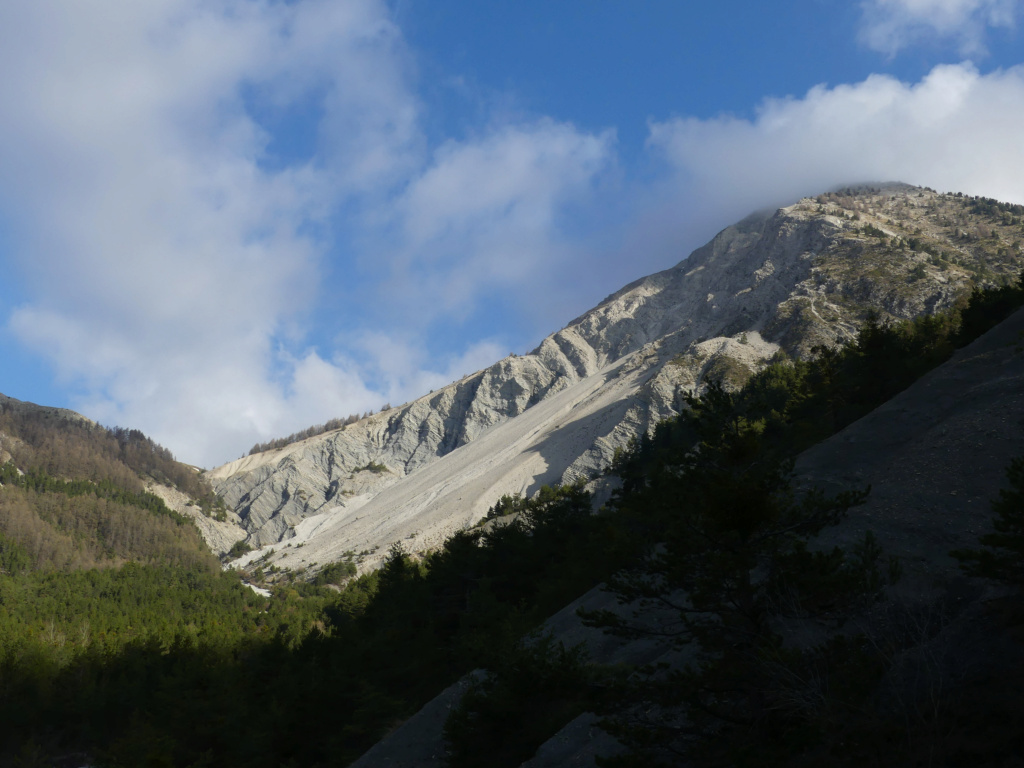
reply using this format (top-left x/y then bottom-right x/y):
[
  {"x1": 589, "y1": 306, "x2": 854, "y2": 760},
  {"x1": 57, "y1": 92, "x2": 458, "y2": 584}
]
[
  {"x1": 0, "y1": 0, "x2": 422, "y2": 466},
  {"x1": 348, "y1": 332, "x2": 508, "y2": 403},
  {"x1": 381, "y1": 120, "x2": 616, "y2": 323},
  {"x1": 0, "y1": 1, "x2": 617, "y2": 467},
  {"x1": 859, "y1": 0, "x2": 1022, "y2": 55},
  {"x1": 645, "y1": 62, "x2": 1024, "y2": 252}
]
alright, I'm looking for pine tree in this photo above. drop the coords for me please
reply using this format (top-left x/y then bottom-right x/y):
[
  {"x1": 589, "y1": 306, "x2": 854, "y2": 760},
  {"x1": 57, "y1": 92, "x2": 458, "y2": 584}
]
[{"x1": 953, "y1": 457, "x2": 1024, "y2": 585}]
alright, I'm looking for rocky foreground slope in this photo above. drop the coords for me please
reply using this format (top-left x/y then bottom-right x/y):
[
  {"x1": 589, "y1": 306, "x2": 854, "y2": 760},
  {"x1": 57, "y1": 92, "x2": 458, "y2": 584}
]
[
  {"x1": 348, "y1": 298, "x2": 1024, "y2": 768},
  {"x1": 209, "y1": 184, "x2": 1024, "y2": 573}
]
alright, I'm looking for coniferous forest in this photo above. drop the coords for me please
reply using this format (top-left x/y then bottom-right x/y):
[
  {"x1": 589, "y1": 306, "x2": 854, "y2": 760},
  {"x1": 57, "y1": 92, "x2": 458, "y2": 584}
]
[{"x1": 1, "y1": 277, "x2": 1024, "y2": 766}]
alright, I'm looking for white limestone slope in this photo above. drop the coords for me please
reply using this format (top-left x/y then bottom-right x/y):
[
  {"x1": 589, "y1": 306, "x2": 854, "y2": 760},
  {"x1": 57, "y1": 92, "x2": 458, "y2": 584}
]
[
  {"x1": 145, "y1": 482, "x2": 246, "y2": 556},
  {"x1": 211, "y1": 206, "x2": 785, "y2": 562},
  {"x1": 235, "y1": 349, "x2": 662, "y2": 574},
  {"x1": 211, "y1": 184, "x2": 1000, "y2": 573}
]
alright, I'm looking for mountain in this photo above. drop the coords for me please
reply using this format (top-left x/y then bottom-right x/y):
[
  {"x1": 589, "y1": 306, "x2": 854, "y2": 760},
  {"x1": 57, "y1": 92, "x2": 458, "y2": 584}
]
[
  {"x1": 4, "y1": 183, "x2": 1023, "y2": 768},
  {"x1": 209, "y1": 183, "x2": 1024, "y2": 575}
]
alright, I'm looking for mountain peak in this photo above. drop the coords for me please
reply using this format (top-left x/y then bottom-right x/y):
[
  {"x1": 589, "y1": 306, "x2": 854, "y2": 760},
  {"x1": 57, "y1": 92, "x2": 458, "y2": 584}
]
[{"x1": 210, "y1": 184, "x2": 1024, "y2": 576}]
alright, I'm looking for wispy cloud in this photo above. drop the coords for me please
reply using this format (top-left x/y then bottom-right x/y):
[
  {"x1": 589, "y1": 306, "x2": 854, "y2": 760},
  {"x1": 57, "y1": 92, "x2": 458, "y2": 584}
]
[
  {"x1": 0, "y1": 0, "x2": 420, "y2": 465},
  {"x1": 0, "y1": 1, "x2": 616, "y2": 466},
  {"x1": 381, "y1": 120, "x2": 616, "y2": 323},
  {"x1": 859, "y1": 0, "x2": 1022, "y2": 56}
]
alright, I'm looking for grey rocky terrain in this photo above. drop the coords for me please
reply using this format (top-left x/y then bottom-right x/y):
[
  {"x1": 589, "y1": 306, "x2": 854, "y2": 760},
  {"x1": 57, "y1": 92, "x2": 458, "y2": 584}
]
[
  {"x1": 145, "y1": 482, "x2": 246, "y2": 556},
  {"x1": 208, "y1": 183, "x2": 1024, "y2": 574}
]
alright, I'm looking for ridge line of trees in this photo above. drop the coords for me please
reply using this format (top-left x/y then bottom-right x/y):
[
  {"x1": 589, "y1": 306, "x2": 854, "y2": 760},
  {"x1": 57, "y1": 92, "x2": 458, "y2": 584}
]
[{"x1": 246, "y1": 405, "x2": 393, "y2": 457}]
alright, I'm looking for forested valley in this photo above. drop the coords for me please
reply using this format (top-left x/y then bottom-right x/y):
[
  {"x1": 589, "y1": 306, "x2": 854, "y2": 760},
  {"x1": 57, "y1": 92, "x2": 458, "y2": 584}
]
[{"x1": 2, "y1": 276, "x2": 1024, "y2": 767}]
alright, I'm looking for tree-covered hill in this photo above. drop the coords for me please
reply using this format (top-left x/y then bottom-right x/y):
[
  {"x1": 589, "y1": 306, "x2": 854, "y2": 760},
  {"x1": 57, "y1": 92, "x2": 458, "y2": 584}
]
[{"x1": 0, "y1": 397, "x2": 224, "y2": 571}]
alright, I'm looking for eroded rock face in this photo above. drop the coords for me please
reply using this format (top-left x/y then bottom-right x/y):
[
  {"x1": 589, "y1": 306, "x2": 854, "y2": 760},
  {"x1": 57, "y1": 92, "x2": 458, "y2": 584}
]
[
  {"x1": 145, "y1": 482, "x2": 246, "y2": 557},
  {"x1": 209, "y1": 184, "x2": 1023, "y2": 562}
]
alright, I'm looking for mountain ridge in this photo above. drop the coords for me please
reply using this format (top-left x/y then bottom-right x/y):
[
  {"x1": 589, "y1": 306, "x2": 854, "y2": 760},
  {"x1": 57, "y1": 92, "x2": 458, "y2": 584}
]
[
  {"x1": 212, "y1": 183, "x2": 1023, "y2": 572},
  {"x1": 3, "y1": 183, "x2": 1024, "y2": 767}
]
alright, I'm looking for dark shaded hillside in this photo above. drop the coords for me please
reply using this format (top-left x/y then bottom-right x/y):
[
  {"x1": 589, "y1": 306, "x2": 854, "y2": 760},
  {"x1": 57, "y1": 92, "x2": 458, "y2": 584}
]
[
  {"x1": 572, "y1": 303, "x2": 1024, "y2": 768},
  {"x1": 351, "y1": 277, "x2": 1024, "y2": 768}
]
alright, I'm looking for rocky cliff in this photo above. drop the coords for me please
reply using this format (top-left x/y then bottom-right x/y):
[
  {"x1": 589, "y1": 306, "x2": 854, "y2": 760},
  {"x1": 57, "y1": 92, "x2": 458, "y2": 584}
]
[{"x1": 208, "y1": 183, "x2": 1024, "y2": 572}]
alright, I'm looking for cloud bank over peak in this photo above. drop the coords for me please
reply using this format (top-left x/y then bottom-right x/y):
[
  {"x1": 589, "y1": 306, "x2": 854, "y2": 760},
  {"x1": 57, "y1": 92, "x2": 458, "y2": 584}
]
[
  {"x1": 646, "y1": 62, "x2": 1024, "y2": 238},
  {"x1": 859, "y1": 0, "x2": 1023, "y2": 56}
]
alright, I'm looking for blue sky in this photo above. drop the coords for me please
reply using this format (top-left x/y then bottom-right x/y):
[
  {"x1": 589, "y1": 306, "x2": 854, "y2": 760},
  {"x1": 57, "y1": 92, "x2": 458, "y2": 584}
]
[{"x1": 1, "y1": 0, "x2": 1023, "y2": 467}]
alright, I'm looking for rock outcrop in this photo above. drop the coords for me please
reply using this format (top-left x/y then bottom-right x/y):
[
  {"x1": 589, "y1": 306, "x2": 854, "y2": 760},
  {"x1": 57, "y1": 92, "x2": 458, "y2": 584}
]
[
  {"x1": 145, "y1": 482, "x2": 246, "y2": 556},
  {"x1": 208, "y1": 184, "x2": 1024, "y2": 572}
]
